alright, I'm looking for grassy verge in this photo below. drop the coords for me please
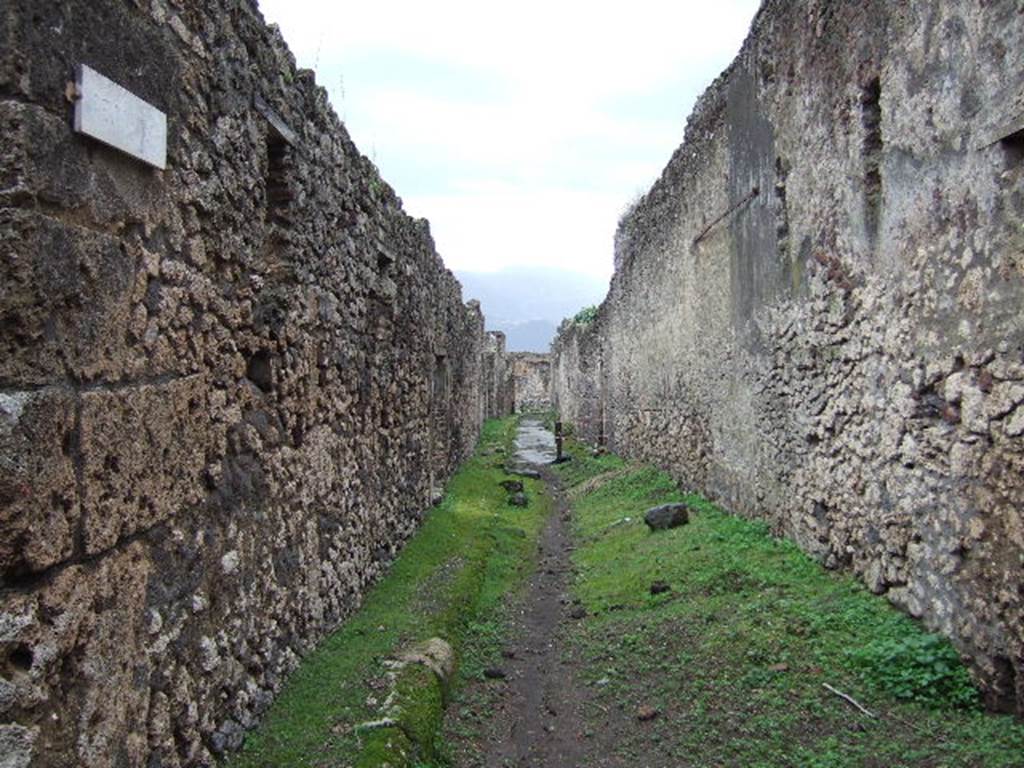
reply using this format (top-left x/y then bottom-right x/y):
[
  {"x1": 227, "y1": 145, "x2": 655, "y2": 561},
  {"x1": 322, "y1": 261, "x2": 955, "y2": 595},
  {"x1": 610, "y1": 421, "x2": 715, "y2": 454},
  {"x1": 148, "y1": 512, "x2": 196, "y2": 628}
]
[
  {"x1": 226, "y1": 417, "x2": 549, "y2": 767},
  {"x1": 551, "y1": 439, "x2": 1024, "y2": 768}
]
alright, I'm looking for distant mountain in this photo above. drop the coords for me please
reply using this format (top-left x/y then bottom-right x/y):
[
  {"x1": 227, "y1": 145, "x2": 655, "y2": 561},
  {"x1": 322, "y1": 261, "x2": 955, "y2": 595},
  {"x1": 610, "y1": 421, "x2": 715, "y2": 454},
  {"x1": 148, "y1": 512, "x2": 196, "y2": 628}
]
[
  {"x1": 456, "y1": 267, "x2": 608, "y2": 353},
  {"x1": 501, "y1": 319, "x2": 560, "y2": 353}
]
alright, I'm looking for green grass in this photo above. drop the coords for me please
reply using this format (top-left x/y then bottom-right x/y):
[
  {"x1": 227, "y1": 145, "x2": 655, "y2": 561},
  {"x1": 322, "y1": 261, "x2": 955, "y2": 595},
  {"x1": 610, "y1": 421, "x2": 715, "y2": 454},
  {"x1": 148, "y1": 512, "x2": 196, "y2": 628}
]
[
  {"x1": 551, "y1": 439, "x2": 1024, "y2": 768},
  {"x1": 226, "y1": 417, "x2": 550, "y2": 767}
]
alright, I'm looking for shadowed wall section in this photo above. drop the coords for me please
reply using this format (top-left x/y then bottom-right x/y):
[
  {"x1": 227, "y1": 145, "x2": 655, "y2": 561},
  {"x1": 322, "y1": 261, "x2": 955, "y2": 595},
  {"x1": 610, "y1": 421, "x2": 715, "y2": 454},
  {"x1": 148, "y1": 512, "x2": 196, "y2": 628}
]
[{"x1": 0, "y1": 1, "x2": 494, "y2": 765}]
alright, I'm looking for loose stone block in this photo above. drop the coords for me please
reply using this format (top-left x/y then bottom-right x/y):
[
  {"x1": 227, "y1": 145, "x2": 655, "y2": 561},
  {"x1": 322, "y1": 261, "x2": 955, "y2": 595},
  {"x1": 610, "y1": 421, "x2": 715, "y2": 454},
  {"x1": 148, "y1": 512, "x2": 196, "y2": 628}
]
[{"x1": 643, "y1": 503, "x2": 690, "y2": 531}]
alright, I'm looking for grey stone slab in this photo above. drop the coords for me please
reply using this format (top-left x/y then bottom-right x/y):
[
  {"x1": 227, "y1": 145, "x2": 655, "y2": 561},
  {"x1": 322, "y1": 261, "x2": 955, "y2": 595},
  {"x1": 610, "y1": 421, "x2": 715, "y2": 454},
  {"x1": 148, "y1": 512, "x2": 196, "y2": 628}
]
[
  {"x1": 254, "y1": 94, "x2": 297, "y2": 146},
  {"x1": 73, "y1": 64, "x2": 166, "y2": 169}
]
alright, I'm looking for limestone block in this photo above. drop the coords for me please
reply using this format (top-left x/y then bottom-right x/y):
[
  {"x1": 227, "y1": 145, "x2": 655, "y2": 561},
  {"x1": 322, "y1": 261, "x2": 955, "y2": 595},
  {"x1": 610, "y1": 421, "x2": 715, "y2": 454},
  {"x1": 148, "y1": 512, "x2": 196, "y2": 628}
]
[
  {"x1": 79, "y1": 376, "x2": 209, "y2": 555},
  {"x1": 0, "y1": 542, "x2": 152, "y2": 767},
  {"x1": 0, "y1": 388, "x2": 78, "y2": 577},
  {"x1": 0, "y1": 209, "x2": 133, "y2": 384},
  {"x1": 0, "y1": 100, "x2": 92, "y2": 210}
]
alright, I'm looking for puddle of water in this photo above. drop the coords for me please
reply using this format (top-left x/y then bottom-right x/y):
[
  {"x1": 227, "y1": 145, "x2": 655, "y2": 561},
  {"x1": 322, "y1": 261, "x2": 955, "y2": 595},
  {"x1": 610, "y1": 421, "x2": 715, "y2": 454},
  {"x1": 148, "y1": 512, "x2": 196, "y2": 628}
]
[{"x1": 513, "y1": 417, "x2": 556, "y2": 465}]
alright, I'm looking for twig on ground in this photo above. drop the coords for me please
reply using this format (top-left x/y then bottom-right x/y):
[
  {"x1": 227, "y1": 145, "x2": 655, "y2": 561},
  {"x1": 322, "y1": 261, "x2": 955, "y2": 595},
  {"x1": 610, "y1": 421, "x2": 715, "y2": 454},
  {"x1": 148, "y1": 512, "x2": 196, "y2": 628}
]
[
  {"x1": 354, "y1": 716, "x2": 398, "y2": 732},
  {"x1": 822, "y1": 683, "x2": 876, "y2": 718}
]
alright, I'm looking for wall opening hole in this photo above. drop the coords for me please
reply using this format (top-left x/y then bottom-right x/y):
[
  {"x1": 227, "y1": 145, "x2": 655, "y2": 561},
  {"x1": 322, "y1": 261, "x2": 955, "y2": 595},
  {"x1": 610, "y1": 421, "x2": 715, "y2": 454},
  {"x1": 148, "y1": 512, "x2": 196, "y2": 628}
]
[
  {"x1": 9, "y1": 644, "x2": 33, "y2": 672},
  {"x1": 1001, "y1": 128, "x2": 1024, "y2": 169},
  {"x1": 985, "y1": 655, "x2": 1017, "y2": 713},
  {"x1": 774, "y1": 156, "x2": 791, "y2": 260},
  {"x1": 377, "y1": 250, "x2": 395, "y2": 272},
  {"x1": 432, "y1": 354, "x2": 448, "y2": 403},
  {"x1": 265, "y1": 135, "x2": 292, "y2": 225},
  {"x1": 246, "y1": 350, "x2": 275, "y2": 393},
  {"x1": 861, "y1": 76, "x2": 883, "y2": 232}
]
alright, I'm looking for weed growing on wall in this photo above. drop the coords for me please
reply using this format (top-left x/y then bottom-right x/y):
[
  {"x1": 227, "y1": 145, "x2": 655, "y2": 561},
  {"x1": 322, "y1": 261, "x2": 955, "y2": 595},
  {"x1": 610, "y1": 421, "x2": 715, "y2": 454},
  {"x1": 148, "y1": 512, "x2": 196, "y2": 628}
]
[{"x1": 571, "y1": 305, "x2": 599, "y2": 326}]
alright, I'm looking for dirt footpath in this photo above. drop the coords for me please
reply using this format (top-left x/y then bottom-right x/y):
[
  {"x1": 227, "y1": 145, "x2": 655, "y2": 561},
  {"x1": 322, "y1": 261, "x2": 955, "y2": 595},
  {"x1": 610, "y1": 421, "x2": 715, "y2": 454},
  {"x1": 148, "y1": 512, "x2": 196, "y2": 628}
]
[{"x1": 478, "y1": 469, "x2": 586, "y2": 768}]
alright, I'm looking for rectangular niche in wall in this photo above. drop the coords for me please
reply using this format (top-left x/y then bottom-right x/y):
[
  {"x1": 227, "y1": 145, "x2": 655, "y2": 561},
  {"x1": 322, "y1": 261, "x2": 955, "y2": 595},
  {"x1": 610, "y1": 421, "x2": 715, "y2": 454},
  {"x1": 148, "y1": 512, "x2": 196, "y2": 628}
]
[
  {"x1": 265, "y1": 134, "x2": 292, "y2": 225},
  {"x1": 432, "y1": 354, "x2": 449, "y2": 404},
  {"x1": 1000, "y1": 127, "x2": 1024, "y2": 168},
  {"x1": 255, "y1": 95, "x2": 297, "y2": 225},
  {"x1": 860, "y1": 76, "x2": 883, "y2": 237}
]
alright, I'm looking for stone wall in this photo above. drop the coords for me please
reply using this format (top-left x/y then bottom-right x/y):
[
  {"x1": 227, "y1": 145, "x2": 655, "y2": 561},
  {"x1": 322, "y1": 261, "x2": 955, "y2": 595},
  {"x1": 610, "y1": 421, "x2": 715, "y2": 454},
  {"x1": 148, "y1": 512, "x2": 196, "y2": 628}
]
[
  {"x1": 551, "y1": 318, "x2": 606, "y2": 443},
  {"x1": 552, "y1": 0, "x2": 1024, "y2": 713},
  {"x1": 509, "y1": 353, "x2": 552, "y2": 413},
  {"x1": 0, "y1": 1, "x2": 489, "y2": 765},
  {"x1": 479, "y1": 336, "x2": 546, "y2": 417},
  {"x1": 482, "y1": 331, "x2": 514, "y2": 418}
]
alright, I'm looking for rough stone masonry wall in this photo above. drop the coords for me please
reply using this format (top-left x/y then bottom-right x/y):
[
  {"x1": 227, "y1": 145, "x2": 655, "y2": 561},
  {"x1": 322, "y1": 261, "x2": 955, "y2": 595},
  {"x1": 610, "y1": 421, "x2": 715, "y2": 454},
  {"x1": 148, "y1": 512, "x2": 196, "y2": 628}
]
[
  {"x1": 551, "y1": 317, "x2": 607, "y2": 443},
  {"x1": 552, "y1": 0, "x2": 1024, "y2": 713},
  {"x1": 482, "y1": 331, "x2": 514, "y2": 418},
  {"x1": 0, "y1": 1, "x2": 489, "y2": 766}
]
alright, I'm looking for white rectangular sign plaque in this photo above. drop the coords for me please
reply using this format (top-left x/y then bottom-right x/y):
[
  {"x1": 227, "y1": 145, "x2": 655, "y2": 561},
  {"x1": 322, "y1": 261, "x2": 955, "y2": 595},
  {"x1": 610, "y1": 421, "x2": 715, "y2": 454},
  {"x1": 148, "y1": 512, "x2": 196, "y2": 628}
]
[{"x1": 73, "y1": 64, "x2": 167, "y2": 169}]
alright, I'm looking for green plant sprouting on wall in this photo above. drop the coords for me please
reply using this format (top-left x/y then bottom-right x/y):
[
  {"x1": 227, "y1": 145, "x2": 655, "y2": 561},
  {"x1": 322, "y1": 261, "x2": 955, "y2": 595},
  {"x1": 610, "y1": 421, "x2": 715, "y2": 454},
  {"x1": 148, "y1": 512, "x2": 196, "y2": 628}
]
[{"x1": 571, "y1": 305, "x2": 598, "y2": 326}]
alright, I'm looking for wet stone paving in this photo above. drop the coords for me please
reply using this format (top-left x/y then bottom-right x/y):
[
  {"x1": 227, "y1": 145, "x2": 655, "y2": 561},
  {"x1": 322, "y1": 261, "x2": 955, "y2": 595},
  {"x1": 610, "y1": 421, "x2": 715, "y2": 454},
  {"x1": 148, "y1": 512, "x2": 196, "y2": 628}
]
[{"x1": 511, "y1": 417, "x2": 557, "y2": 466}]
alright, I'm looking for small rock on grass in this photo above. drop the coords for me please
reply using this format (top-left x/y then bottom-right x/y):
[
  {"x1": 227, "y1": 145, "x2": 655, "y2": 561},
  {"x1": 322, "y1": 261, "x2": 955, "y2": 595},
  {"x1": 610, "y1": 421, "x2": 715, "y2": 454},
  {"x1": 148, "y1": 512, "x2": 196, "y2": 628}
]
[
  {"x1": 643, "y1": 503, "x2": 690, "y2": 531},
  {"x1": 569, "y1": 606, "x2": 587, "y2": 620},
  {"x1": 508, "y1": 492, "x2": 528, "y2": 507},
  {"x1": 500, "y1": 479, "x2": 524, "y2": 493},
  {"x1": 483, "y1": 667, "x2": 507, "y2": 680},
  {"x1": 507, "y1": 466, "x2": 542, "y2": 479},
  {"x1": 649, "y1": 580, "x2": 671, "y2": 595},
  {"x1": 637, "y1": 705, "x2": 660, "y2": 722}
]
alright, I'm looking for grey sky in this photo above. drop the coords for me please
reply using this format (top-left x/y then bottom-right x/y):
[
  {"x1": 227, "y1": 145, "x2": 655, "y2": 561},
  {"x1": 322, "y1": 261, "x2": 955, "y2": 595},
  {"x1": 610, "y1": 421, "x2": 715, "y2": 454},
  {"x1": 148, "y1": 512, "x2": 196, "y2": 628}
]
[{"x1": 257, "y1": 1, "x2": 762, "y2": 279}]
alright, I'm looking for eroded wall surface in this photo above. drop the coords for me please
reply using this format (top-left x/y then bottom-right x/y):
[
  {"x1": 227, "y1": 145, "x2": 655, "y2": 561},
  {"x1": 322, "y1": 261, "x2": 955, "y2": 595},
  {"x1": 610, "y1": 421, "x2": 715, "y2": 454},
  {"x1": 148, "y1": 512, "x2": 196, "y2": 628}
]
[
  {"x1": 553, "y1": 0, "x2": 1024, "y2": 713},
  {"x1": 0, "y1": 1, "x2": 488, "y2": 765}
]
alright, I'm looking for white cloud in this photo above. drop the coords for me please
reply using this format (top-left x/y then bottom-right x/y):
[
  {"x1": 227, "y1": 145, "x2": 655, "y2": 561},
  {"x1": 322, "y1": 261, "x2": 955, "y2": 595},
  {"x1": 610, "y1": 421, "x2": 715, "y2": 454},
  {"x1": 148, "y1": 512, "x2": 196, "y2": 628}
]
[
  {"x1": 412, "y1": 183, "x2": 625, "y2": 275},
  {"x1": 257, "y1": 0, "x2": 761, "y2": 278}
]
